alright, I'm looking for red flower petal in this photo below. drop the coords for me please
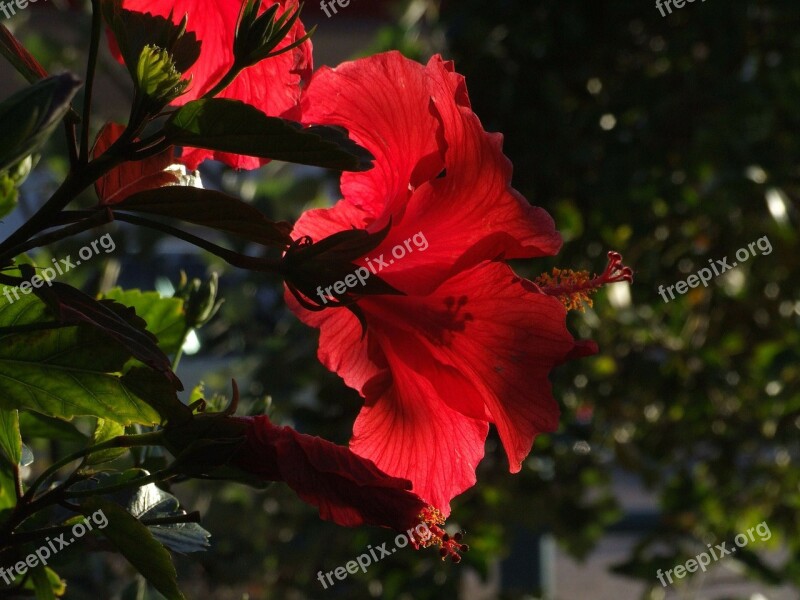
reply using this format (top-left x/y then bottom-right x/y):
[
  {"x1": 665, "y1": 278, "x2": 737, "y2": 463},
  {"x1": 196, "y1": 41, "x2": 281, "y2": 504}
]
[
  {"x1": 232, "y1": 416, "x2": 427, "y2": 531},
  {"x1": 287, "y1": 260, "x2": 594, "y2": 510},
  {"x1": 350, "y1": 346, "x2": 489, "y2": 516},
  {"x1": 112, "y1": 0, "x2": 312, "y2": 170},
  {"x1": 354, "y1": 262, "x2": 590, "y2": 506},
  {"x1": 93, "y1": 122, "x2": 180, "y2": 205},
  {"x1": 300, "y1": 51, "x2": 444, "y2": 219},
  {"x1": 299, "y1": 52, "x2": 562, "y2": 294},
  {"x1": 374, "y1": 261, "x2": 587, "y2": 474}
]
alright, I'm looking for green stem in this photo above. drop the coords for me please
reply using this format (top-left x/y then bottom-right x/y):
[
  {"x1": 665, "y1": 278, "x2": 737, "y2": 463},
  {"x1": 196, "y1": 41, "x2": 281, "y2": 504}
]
[
  {"x1": 65, "y1": 468, "x2": 176, "y2": 499},
  {"x1": 201, "y1": 64, "x2": 243, "y2": 99},
  {"x1": 12, "y1": 465, "x2": 22, "y2": 500},
  {"x1": 26, "y1": 430, "x2": 166, "y2": 501},
  {"x1": 170, "y1": 320, "x2": 195, "y2": 372},
  {"x1": 6, "y1": 524, "x2": 76, "y2": 546},
  {"x1": 141, "y1": 511, "x2": 201, "y2": 526},
  {"x1": 0, "y1": 321, "x2": 71, "y2": 337},
  {"x1": 7, "y1": 510, "x2": 200, "y2": 547},
  {"x1": 79, "y1": 0, "x2": 103, "y2": 164}
]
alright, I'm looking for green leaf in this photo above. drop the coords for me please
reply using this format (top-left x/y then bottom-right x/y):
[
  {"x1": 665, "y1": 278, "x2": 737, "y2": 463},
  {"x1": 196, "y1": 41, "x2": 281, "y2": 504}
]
[
  {"x1": 0, "y1": 74, "x2": 81, "y2": 173},
  {"x1": 35, "y1": 281, "x2": 182, "y2": 390},
  {"x1": 0, "y1": 325, "x2": 162, "y2": 425},
  {"x1": 0, "y1": 294, "x2": 171, "y2": 426},
  {"x1": 114, "y1": 186, "x2": 294, "y2": 249},
  {"x1": 0, "y1": 409, "x2": 21, "y2": 465},
  {"x1": 19, "y1": 412, "x2": 87, "y2": 444},
  {"x1": 87, "y1": 419, "x2": 127, "y2": 466},
  {"x1": 0, "y1": 284, "x2": 50, "y2": 326},
  {"x1": 164, "y1": 99, "x2": 374, "y2": 171},
  {"x1": 81, "y1": 498, "x2": 186, "y2": 600},
  {"x1": 101, "y1": 289, "x2": 187, "y2": 355}
]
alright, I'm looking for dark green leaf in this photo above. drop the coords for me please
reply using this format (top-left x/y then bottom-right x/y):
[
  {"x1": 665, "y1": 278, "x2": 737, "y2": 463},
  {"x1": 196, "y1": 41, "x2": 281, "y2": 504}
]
[
  {"x1": 0, "y1": 294, "x2": 173, "y2": 426},
  {"x1": 0, "y1": 74, "x2": 81, "y2": 173},
  {"x1": 115, "y1": 186, "x2": 293, "y2": 248},
  {"x1": 68, "y1": 474, "x2": 210, "y2": 553},
  {"x1": 0, "y1": 324, "x2": 162, "y2": 425},
  {"x1": 81, "y1": 497, "x2": 186, "y2": 600},
  {"x1": 19, "y1": 412, "x2": 87, "y2": 444},
  {"x1": 165, "y1": 99, "x2": 374, "y2": 171}
]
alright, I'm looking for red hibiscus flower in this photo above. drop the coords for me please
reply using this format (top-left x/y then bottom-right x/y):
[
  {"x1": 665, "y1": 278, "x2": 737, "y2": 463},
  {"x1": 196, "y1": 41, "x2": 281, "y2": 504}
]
[
  {"x1": 285, "y1": 52, "x2": 631, "y2": 514},
  {"x1": 229, "y1": 415, "x2": 468, "y2": 560},
  {"x1": 110, "y1": 0, "x2": 312, "y2": 170}
]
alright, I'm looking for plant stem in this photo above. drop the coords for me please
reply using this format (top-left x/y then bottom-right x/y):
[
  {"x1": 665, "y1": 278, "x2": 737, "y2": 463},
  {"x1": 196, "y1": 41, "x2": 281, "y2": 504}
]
[
  {"x1": 0, "y1": 152, "x2": 121, "y2": 264},
  {"x1": 8, "y1": 209, "x2": 113, "y2": 257},
  {"x1": 64, "y1": 113, "x2": 80, "y2": 168},
  {"x1": 201, "y1": 65, "x2": 243, "y2": 99},
  {"x1": 171, "y1": 325, "x2": 191, "y2": 372},
  {"x1": 141, "y1": 511, "x2": 202, "y2": 527},
  {"x1": 79, "y1": 0, "x2": 103, "y2": 164},
  {"x1": 12, "y1": 465, "x2": 23, "y2": 500},
  {"x1": 65, "y1": 468, "x2": 175, "y2": 499},
  {"x1": 113, "y1": 212, "x2": 285, "y2": 274},
  {"x1": 26, "y1": 430, "x2": 166, "y2": 501},
  {"x1": 6, "y1": 524, "x2": 76, "y2": 546}
]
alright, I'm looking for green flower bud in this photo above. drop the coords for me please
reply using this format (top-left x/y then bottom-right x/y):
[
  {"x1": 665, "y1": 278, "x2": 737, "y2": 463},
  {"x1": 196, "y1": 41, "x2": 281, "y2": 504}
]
[{"x1": 136, "y1": 45, "x2": 191, "y2": 109}]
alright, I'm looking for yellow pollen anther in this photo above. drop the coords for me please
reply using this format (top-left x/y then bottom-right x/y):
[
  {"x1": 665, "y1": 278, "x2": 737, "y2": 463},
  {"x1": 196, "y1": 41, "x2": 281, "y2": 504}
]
[{"x1": 535, "y1": 251, "x2": 633, "y2": 312}]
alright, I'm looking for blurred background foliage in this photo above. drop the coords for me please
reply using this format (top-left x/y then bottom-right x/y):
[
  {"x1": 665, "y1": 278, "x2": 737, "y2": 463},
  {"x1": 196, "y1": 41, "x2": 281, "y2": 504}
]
[{"x1": 2, "y1": 0, "x2": 800, "y2": 598}]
